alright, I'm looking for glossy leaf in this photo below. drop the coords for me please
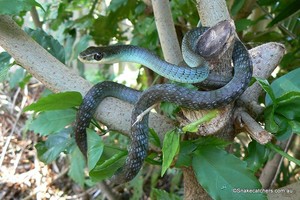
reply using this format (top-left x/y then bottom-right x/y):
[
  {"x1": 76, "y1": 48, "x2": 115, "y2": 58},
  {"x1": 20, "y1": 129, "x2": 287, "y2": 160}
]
[
  {"x1": 265, "y1": 91, "x2": 300, "y2": 135},
  {"x1": 68, "y1": 146, "x2": 86, "y2": 187},
  {"x1": 268, "y1": 0, "x2": 300, "y2": 27},
  {"x1": 35, "y1": 128, "x2": 73, "y2": 164},
  {"x1": 244, "y1": 141, "x2": 269, "y2": 172},
  {"x1": 161, "y1": 129, "x2": 180, "y2": 176},
  {"x1": 256, "y1": 78, "x2": 279, "y2": 132},
  {"x1": 265, "y1": 68, "x2": 300, "y2": 106},
  {"x1": 182, "y1": 110, "x2": 218, "y2": 133},
  {"x1": 0, "y1": 0, "x2": 44, "y2": 15},
  {"x1": 89, "y1": 146, "x2": 127, "y2": 182},
  {"x1": 255, "y1": 77, "x2": 277, "y2": 106},
  {"x1": 29, "y1": 109, "x2": 76, "y2": 136},
  {"x1": 24, "y1": 91, "x2": 82, "y2": 112},
  {"x1": 289, "y1": 121, "x2": 300, "y2": 134},
  {"x1": 87, "y1": 129, "x2": 104, "y2": 171},
  {"x1": 192, "y1": 147, "x2": 266, "y2": 200},
  {"x1": 175, "y1": 137, "x2": 230, "y2": 167},
  {"x1": 275, "y1": 92, "x2": 300, "y2": 120},
  {"x1": 175, "y1": 140, "x2": 197, "y2": 167}
]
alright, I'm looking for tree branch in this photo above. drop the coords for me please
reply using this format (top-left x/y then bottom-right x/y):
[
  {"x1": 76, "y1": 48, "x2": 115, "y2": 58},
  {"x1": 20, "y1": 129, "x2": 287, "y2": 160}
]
[
  {"x1": 0, "y1": 15, "x2": 174, "y2": 140},
  {"x1": 152, "y1": 0, "x2": 182, "y2": 64}
]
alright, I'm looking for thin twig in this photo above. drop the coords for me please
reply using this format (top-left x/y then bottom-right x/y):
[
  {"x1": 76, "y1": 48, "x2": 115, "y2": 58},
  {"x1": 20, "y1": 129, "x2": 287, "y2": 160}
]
[
  {"x1": 270, "y1": 135, "x2": 294, "y2": 188},
  {"x1": 0, "y1": 87, "x2": 27, "y2": 168},
  {"x1": 88, "y1": 0, "x2": 99, "y2": 16},
  {"x1": 132, "y1": 103, "x2": 159, "y2": 126},
  {"x1": 30, "y1": 6, "x2": 43, "y2": 29},
  {"x1": 97, "y1": 182, "x2": 121, "y2": 200}
]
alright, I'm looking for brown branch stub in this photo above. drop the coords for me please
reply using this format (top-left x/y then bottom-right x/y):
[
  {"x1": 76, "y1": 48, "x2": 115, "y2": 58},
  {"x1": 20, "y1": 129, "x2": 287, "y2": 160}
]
[{"x1": 234, "y1": 109, "x2": 273, "y2": 144}]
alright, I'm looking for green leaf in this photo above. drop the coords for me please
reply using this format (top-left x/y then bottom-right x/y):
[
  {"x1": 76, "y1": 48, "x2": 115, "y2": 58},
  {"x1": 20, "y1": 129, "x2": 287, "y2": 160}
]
[
  {"x1": 29, "y1": 109, "x2": 76, "y2": 136},
  {"x1": 160, "y1": 102, "x2": 180, "y2": 120},
  {"x1": 9, "y1": 67, "x2": 26, "y2": 88},
  {"x1": 25, "y1": 28, "x2": 65, "y2": 63},
  {"x1": 266, "y1": 143, "x2": 300, "y2": 166},
  {"x1": 265, "y1": 68, "x2": 300, "y2": 106},
  {"x1": 87, "y1": 129, "x2": 104, "y2": 171},
  {"x1": 89, "y1": 146, "x2": 127, "y2": 182},
  {"x1": 231, "y1": 0, "x2": 245, "y2": 16},
  {"x1": 255, "y1": 77, "x2": 277, "y2": 106},
  {"x1": 175, "y1": 137, "x2": 230, "y2": 168},
  {"x1": 268, "y1": 0, "x2": 300, "y2": 27},
  {"x1": 149, "y1": 128, "x2": 161, "y2": 148},
  {"x1": 0, "y1": 52, "x2": 12, "y2": 82},
  {"x1": 161, "y1": 129, "x2": 180, "y2": 176},
  {"x1": 182, "y1": 110, "x2": 218, "y2": 133},
  {"x1": 256, "y1": 78, "x2": 279, "y2": 132},
  {"x1": 289, "y1": 121, "x2": 300, "y2": 134},
  {"x1": 68, "y1": 146, "x2": 86, "y2": 187},
  {"x1": 265, "y1": 92, "x2": 300, "y2": 135},
  {"x1": 275, "y1": 92, "x2": 300, "y2": 120},
  {"x1": 264, "y1": 106, "x2": 279, "y2": 133},
  {"x1": 35, "y1": 128, "x2": 73, "y2": 164},
  {"x1": 193, "y1": 136, "x2": 231, "y2": 148},
  {"x1": 235, "y1": 19, "x2": 254, "y2": 32},
  {"x1": 175, "y1": 140, "x2": 197, "y2": 167},
  {"x1": 24, "y1": 91, "x2": 82, "y2": 112},
  {"x1": 151, "y1": 188, "x2": 181, "y2": 200},
  {"x1": 0, "y1": 0, "x2": 44, "y2": 15},
  {"x1": 91, "y1": 16, "x2": 118, "y2": 45},
  {"x1": 192, "y1": 146, "x2": 266, "y2": 200},
  {"x1": 244, "y1": 141, "x2": 269, "y2": 172}
]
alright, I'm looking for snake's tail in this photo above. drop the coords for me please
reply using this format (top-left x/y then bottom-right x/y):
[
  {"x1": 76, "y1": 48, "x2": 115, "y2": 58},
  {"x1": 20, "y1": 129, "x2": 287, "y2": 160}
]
[{"x1": 109, "y1": 104, "x2": 150, "y2": 183}]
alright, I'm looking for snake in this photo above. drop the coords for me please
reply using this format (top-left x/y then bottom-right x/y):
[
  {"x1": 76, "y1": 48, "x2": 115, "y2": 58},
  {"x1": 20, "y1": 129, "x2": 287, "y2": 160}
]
[
  {"x1": 74, "y1": 24, "x2": 253, "y2": 183},
  {"x1": 78, "y1": 22, "x2": 233, "y2": 87}
]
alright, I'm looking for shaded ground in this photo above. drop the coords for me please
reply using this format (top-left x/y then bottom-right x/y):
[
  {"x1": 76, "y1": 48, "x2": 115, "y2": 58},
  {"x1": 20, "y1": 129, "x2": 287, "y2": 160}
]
[{"x1": 0, "y1": 82, "x2": 87, "y2": 199}]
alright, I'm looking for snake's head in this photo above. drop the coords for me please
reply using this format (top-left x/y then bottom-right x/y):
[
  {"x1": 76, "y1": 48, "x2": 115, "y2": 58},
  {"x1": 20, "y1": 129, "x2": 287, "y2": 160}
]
[{"x1": 78, "y1": 46, "x2": 105, "y2": 63}]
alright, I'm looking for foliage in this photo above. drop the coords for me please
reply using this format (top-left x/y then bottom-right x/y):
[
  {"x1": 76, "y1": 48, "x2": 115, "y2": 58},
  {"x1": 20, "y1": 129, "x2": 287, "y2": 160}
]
[{"x1": 0, "y1": 0, "x2": 300, "y2": 199}]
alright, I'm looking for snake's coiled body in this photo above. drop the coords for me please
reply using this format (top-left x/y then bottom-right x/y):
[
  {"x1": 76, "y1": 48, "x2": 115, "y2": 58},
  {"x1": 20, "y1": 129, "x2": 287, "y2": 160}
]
[
  {"x1": 116, "y1": 39, "x2": 252, "y2": 182},
  {"x1": 75, "y1": 82, "x2": 141, "y2": 156},
  {"x1": 75, "y1": 24, "x2": 253, "y2": 183}
]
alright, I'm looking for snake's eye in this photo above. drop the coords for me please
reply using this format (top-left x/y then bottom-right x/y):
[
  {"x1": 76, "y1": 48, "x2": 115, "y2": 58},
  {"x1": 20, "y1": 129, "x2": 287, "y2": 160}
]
[{"x1": 93, "y1": 53, "x2": 103, "y2": 61}]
